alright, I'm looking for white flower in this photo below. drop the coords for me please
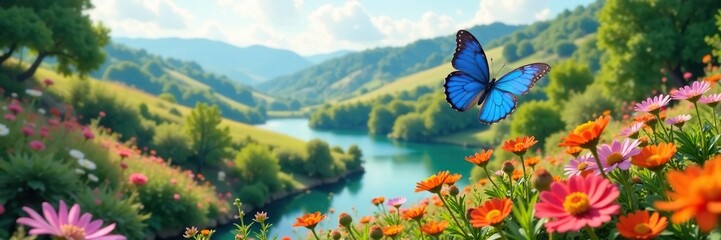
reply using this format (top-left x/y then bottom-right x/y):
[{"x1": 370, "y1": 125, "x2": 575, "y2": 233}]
[
  {"x1": 25, "y1": 89, "x2": 42, "y2": 97},
  {"x1": 0, "y1": 124, "x2": 8, "y2": 136},
  {"x1": 69, "y1": 149, "x2": 85, "y2": 159},
  {"x1": 87, "y1": 174, "x2": 99, "y2": 182},
  {"x1": 38, "y1": 108, "x2": 46, "y2": 115},
  {"x1": 218, "y1": 171, "x2": 226, "y2": 181},
  {"x1": 11, "y1": 93, "x2": 17, "y2": 98},
  {"x1": 77, "y1": 159, "x2": 97, "y2": 170},
  {"x1": 75, "y1": 168, "x2": 86, "y2": 174}
]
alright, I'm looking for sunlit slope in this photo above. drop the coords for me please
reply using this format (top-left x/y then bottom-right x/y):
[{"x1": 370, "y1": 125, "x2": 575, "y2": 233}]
[{"x1": 32, "y1": 66, "x2": 306, "y2": 152}]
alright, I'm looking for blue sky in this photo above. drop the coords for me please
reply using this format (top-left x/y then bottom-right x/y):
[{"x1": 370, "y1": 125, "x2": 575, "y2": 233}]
[{"x1": 88, "y1": 0, "x2": 593, "y2": 55}]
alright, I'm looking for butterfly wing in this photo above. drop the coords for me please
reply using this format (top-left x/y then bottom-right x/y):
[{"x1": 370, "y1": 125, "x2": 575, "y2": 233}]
[
  {"x1": 444, "y1": 71, "x2": 487, "y2": 111},
  {"x1": 493, "y1": 63, "x2": 550, "y2": 95},
  {"x1": 477, "y1": 63, "x2": 550, "y2": 124},
  {"x1": 451, "y1": 30, "x2": 490, "y2": 83}
]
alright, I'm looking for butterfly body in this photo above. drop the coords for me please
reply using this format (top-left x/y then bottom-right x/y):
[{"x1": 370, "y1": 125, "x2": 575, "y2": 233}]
[{"x1": 443, "y1": 30, "x2": 550, "y2": 124}]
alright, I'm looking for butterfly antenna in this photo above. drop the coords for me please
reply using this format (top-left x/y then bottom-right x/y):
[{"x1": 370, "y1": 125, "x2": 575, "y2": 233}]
[
  {"x1": 490, "y1": 58, "x2": 494, "y2": 76},
  {"x1": 494, "y1": 64, "x2": 507, "y2": 79}
]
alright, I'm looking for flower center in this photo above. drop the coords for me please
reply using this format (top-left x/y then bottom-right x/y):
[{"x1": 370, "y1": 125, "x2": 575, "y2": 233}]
[
  {"x1": 606, "y1": 152, "x2": 625, "y2": 166},
  {"x1": 61, "y1": 224, "x2": 86, "y2": 240},
  {"x1": 577, "y1": 162, "x2": 588, "y2": 171},
  {"x1": 514, "y1": 143, "x2": 525, "y2": 150},
  {"x1": 573, "y1": 121, "x2": 595, "y2": 134},
  {"x1": 633, "y1": 223, "x2": 651, "y2": 235},
  {"x1": 647, "y1": 154, "x2": 662, "y2": 165},
  {"x1": 485, "y1": 209, "x2": 501, "y2": 221},
  {"x1": 563, "y1": 192, "x2": 590, "y2": 216}
]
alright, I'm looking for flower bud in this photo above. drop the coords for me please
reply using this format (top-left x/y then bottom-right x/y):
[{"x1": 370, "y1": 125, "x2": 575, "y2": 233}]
[
  {"x1": 502, "y1": 161, "x2": 515, "y2": 175},
  {"x1": 532, "y1": 168, "x2": 553, "y2": 191},
  {"x1": 339, "y1": 212, "x2": 353, "y2": 227},
  {"x1": 370, "y1": 225, "x2": 384, "y2": 240},
  {"x1": 448, "y1": 185, "x2": 459, "y2": 196},
  {"x1": 331, "y1": 230, "x2": 341, "y2": 240}
]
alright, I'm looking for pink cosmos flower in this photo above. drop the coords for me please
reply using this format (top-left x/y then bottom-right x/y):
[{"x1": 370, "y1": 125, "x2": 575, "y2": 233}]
[
  {"x1": 597, "y1": 139, "x2": 640, "y2": 172},
  {"x1": 43, "y1": 78, "x2": 54, "y2": 87},
  {"x1": 39, "y1": 127, "x2": 49, "y2": 138},
  {"x1": 634, "y1": 94, "x2": 671, "y2": 113},
  {"x1": 671, "y1": 81, "x2": 710, "y2": 102},
  {"x1": 28, "y1": 140, "x2": 45, "y2": 151},
  {"x1": 665, "y1": 114, "x2": 692, "y2": 128},
  {"x1": 699, "y1": 93, "x2": 721, "y2": 107},
  {"x1": 128, "y1": 173, "x2": 148, "y2": 186},
  {"x1": 4, "y1": 113, "x2": 16, "y2": 121},
  {"x1": 118, "y1": 150, "x2": 130, "y2": 159},
  {"x1": 386, "y1": 197, "x2": 407, "y2": 208},
  {"x1": 683, "y1": 72, "x2": 693, "y2": 80},
  {"x1": 8, "y1": 100, "x2": 23, "y2": 114},
  {"x1": 48, "y1": 118, "x2": 60, "y2": 127},
  {"x1": 22, "y1": 126, "x2": 35, "y2": 136},
  {"x1": 16, "y1": 200, "x2": 126, "y2": 240},
  {"x1": 173, "y1": 193, "x2": 181, "y2": 201},
  {"x1": 82, "y1": 128, "x2": 95, "y2": 140},
  {"x1": 619, "y1": 122, "x2": 644, "y2": 138},
  {"x1": 564, "y1": 153, "x2": 597, "y2": 177},
  {"x1": 535, "y1": 174, "x2": 620, "y2": 233}
]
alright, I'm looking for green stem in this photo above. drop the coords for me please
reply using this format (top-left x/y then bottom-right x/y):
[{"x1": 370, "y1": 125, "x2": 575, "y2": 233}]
[
  {"x1": 584, "y1": 226, "x2": 600, "y2": 240},
  {"x1": 415, "y1": 220, "x2": 425, "y2": 240},
  {"x1": 483, "y1": 166, "x2": 500, "y2": 190},
  {"x1": 493, "y1": 225, "x2": 508, "y2": 240},
  {"x1": 620, "y1": 170, "x2": 636, "y2": 212},
  {"x1": 437, "y1": 193, "x2": 472, "y2": 239},
  {"x1": 653, "y1": 112, "x2": 670, "y2": 141},
  {"x1": 508, "y1": 173, "x2": 514, "y2": 199},
  {"x1": 311, "y1": 229, "x2": 321, "y2": 240},
  {"x1": 519, "y1": 155, "x2": 529, "y2": 201},
  {"x1": 712, "y1": 107, "x2": 719, "y2": 134},
  {"x1": 589, "y1": 147, "x2": 608, "y2": 179},
  {"x1": 694, "y1": 102, "x2": 707, "y2": 150}
]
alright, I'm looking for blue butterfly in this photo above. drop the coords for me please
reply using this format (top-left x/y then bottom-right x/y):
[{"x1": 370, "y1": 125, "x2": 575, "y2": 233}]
[{"x1": 444, "y1": 30, "x2": 550, "y2": 124}]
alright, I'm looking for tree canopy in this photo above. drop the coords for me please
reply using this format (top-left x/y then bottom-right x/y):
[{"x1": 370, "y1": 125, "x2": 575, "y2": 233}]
[{"x1": 185, "y1": 103, "x2": 232, "y2": 172}]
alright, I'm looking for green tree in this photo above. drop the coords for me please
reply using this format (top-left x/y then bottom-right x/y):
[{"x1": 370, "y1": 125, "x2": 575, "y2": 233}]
[
  {"x1": 598, "y1": 0, "x2": 721, "y2": 100},
  {"x1": 368, "y1": 105, "x2": 395, "y2": 135},
  {"x1": 305, "y1": 139, "x2": 335, "y2": 178},
  {"x1": 516, "y1": 40, "x2": 535, "y2": 59},
  {"x1": 510, "y1": 101, "x2": 564, "y2": 148},
  {"x1": 185, "y1": 103, "x2": 232, "y2": 172},
  {"x1": 502, "y1": 43, "x2": 519, "y2": 62},
  {"x1": 561, "y1": 84, "x2": 619, "y2": 128},
  {"x1": 545, "y1": 59, "x2": 594, "y2": 104},
  {"x1": 152, "y1": 123, "x2": 192, "y2": 164},
  {"x1": 0, "y1": 1, "x2": 110, "y2": 81},
  {"x1": 554, "y1": 41, "x2": 577, "y2": 57},
  {"x1": 390, "y1": 113, "x2": 426, "y2": 141},
  {"x1": 158, "y1": 93, "x2": 177, "y2": 103},
  {"x1": 347, "y1": 145, "x2": 363, "y2": 170},
  {"x1": 0, "y1": 7, "x2": 52, "y2": 64},
  {"x1": 234, "y1": 144, "x2": 281, "y2": 191},
  {"x1": 706, "y1": 10, "x2": 721, "y2": 60}
]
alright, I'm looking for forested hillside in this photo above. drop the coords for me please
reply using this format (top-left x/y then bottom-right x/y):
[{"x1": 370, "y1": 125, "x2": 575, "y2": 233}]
[{"x1": 257, "y1": 23, "x2": 523, "y2": 105}]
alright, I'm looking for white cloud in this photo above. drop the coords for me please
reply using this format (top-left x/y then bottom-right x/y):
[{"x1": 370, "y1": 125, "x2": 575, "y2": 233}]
[
  {"x1": 468, "y1": 0, "x2": 555, "y2": 26},
  {"x1": 217, "y1": 0, "x2": 303, "y2": 27},
  {"x1": 89, "y1": 0, "x2": 193, "y2": 36},
  {"x1": 372, "y1": 11, "x2": 458, "y2": 46},
  {"x1": 308, "y1": 1, "x2": 383, "y2": 42}
]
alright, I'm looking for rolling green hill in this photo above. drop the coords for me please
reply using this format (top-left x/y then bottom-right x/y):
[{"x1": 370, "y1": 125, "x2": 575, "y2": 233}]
[{"x1": 257, "y1": 23, "x2": 523, "y2": 105}]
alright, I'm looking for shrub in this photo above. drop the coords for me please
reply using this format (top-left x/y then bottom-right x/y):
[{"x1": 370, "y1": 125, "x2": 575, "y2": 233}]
[
  {"x1": 561, "y1": 85, "x2": 619, "y2": 127},
  {"x1": 510, "y1": 100, "x2": 565, "y2": 148},
  {"x1": 554, "y1": 41, "x2": 577, "y2": 57},
  {"x1": 545, "y1": 59, "x2": 594, "y2": 104},
  {"x1": 503, "y1": 42, "x2": 519, "y2": 62},
  {"x1": 390, "y1": 113, "x2": 426, "y2": 141},
  {"x1": 158, "y1": 92, "x2": 176, "y2": 103},
  {"x1": 346, "y1": 145, "x2": 363, "y2": 170},
  {"x1": 239, "y1": 182, "x2": 269, "y2": 207},
  {"x1": 305, "y1": 139, "x2": 335, "y2": 178},
  {"x1": 233, "y1": 144, "x2": 281, "y2": 192},
  {"x1": 152, "y1": 123, "x2": 193, "y2": 164},
  {"x1": 276, "y1": 149, "x2": 306, "y2": 174},
  {"x1": 368, "y1": 105, "x2": 395, "y2": 135},
  {"x1": 75, "y1": 187, "x2": 148, "y2": 240},
  {"x1": 516, "y1": 40, "x2": 535, "y2": 59}
]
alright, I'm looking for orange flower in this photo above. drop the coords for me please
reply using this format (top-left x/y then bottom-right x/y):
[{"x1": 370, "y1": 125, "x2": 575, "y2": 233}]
[
  {"x1": 603, "y1": 110, "x2": 611, "y2": 116},
  {"x1": 552, "y1": 175, "x2": 564, "y2": 182},
  {"x1": 616, "y1": 210, "x2": 667, "y2": 239},
  {"x1": 421, "y1": 220, "x2": 448, "y2": 236},
  {"x1": 359, "y1": 216, "x2": 373, "y2": 224},
  {"x1": 631, "y1": 143, "x2": 676, "y2": 169},
  {"x1": 382, "y1": 225, "x2": 403, "y2": 237},
  {"x1": 706, "y1": 74, "x2": 721, "y2": 84},
  {"x1": 469, "y1": 198, "x2": 512, "y2": 227},
  {"x1": 478, "y1": 179, "x2": 489, "y2": 187},
  {"x1": 703, "y1": 54, "x2": 712, "y2": 64},
  {"x1": 465, "y1": 149, "x2": 493, "y2": 167},
  {"x1": 559, "y1": 115, "x2": 610, "y2": 149},
  {"x1": 524, "y1": 156, "x2": 540, "y2": 167},
  {"x1": 565, "y1": 146, "x2": 583, "y2": 157},
  {"x1": 292, "y1": 211, "x2": 326, "y2": 229},
  {"x1": 502, "y1": 136, "x2": 538, "y2": 155},
  {"x1": 200, "y1": 229, "x2": 211, "y2": 236},
  {"x1": 402, "y1": 204, "x2": 426, "y2": 220},
  {"x1": 445, "y1": 173, "x2": 462, "y2": 185},
  {"x1": 371, "y1": 197, "x2": 385, "y2": 206},
  {"x1": 415, "y1": 171, "x2": 450, "y2": 193},
  {"x1": 654, "y1": 156, "x2": 721, "y2": 232},
  {"x1": 512, "y1": 169, "x2": 524, "y2": 181}
]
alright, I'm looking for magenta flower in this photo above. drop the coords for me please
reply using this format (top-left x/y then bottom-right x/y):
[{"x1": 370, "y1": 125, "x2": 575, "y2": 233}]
[
  {"x1": 28, "y1": 140, "x2": 45, "y2": 151},
  {"x1": 671, "y1": 81, "x2": 710, "y2": 102},
  {"x1": 22, "y1": 126, "x2": 35, "y2": 136},
  {"x1": 597, "y1": 139, "x2": 640, "y2": 172},
  {"x1": 43, "y1": 78, "x2": 54, "y2": 87},
  {"x1": 619, "y1": 122, "x2": 644, "y2": 138},
  {"x1": 4, "y1": 113, "x2": 16, "y2": 121},
  {"x1": 82, "y1": 128, "x2": 95, "y2": 140},
  {"x1": 8, "y1": 100, "x2": 23, "y2": 114},
  {"x1": 684, "y1": 72, "x2": 693, "y2": 80},
  {"x1": 634, "y1": 94, "x2": 671, "y2": 113},
  {"x1": 699, "y1": 93, "x2": 721, "y2": 107},
  {"x1": 386, "y1": 196, "x2": 407, "y2": 208},
  {"x1": 564, "y1": 153, "x2": 597, "y2": 177},
  {"x1": 665, "y1": 114, "x2": 692, "y2": 128},
  {"x1": 128, "y1": 173, "x2": 148, "y2": 186},
  {"x1": 535, "y1": 174, "x2": 620, "y2": 233},
  {"x1": 16, "y1": 200, "x2": 126, "y2": 240}
]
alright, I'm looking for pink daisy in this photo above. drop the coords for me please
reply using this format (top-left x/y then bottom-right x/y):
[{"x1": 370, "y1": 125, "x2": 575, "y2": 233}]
[
  {"x1": 699, "y1": 93, "x2": 721, "y2": 107},
  {"x1": 671, "y1": 81, "x2": 710, "y2": 102},
  {"x1": 28, "y1": 140, "x2": 45, "y2": 151},
  {"x1": 618, "y1": 122, "x2": 644, "y2": 138},
  {"x1": 128, "y1": 173, "x2": 148, "y2": 186},
  {"x1": 634, "y1": 94, "x2": 670, "y2": 113},
  {"x1": 8, "y1": 100, "x2": 23, "y2": 114},
  {"x1": 665, "y1": 114, "x2": 692, "y2": 128},
  {"x1": 386, "y1": 196, "x2": 407, "y2": 208},
  {"x1": 16, "y1": 200, "x2": 126, "y2": 240},
  {"x1": 534, "y1": 174, "x2": 620, "y2": 233},
  {"x1": 596, "y1": 139, "x2": 640, "y2": 172},
  {"x1": 564, "y1": 153, "x2": 598, "y2": 177}
]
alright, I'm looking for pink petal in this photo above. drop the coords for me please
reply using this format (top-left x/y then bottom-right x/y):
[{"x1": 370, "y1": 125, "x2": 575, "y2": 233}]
[
  {"x1": 17, "y1": 217, "x2": 51, "y2": 230},
  {"x1": 58, "y1": 200, "x2": 68, "y2": 226},
  {"x1": 28, "y1": 228, "x2": 57, "y2": 235},
  {"x1": 68, "y1": 204, "x2": 81, "y2": 226},
  {"x1": 89, "y1": 234, "x2": 127, "y2": 240},
  {"x1": 86, "y1": 223, "x2": 116, "y2": 238},
  {"x1": 535, "y1": 203, "x2": 568, "y2": 218},
  {"x1": 77, "y1": 213, "x2": 93, "y2": 228},
  {"x1": 85, "y1": 219, "x2": 104, "y2": 235},
  {"x1": 41, "y1": 202, "x2": 60, "y2": 233}
]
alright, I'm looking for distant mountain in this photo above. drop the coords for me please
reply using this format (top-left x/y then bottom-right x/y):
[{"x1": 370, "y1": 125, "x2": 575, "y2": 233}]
[
  {"x1": 257, "y1": 22, "x2": 523, "y2": 105},
  {"x1": 305, "y1": 50, "x2": 354, "y2": 63},
  {"x1": 113, "y1": 37, "x2": 313, "y2": 85}
]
